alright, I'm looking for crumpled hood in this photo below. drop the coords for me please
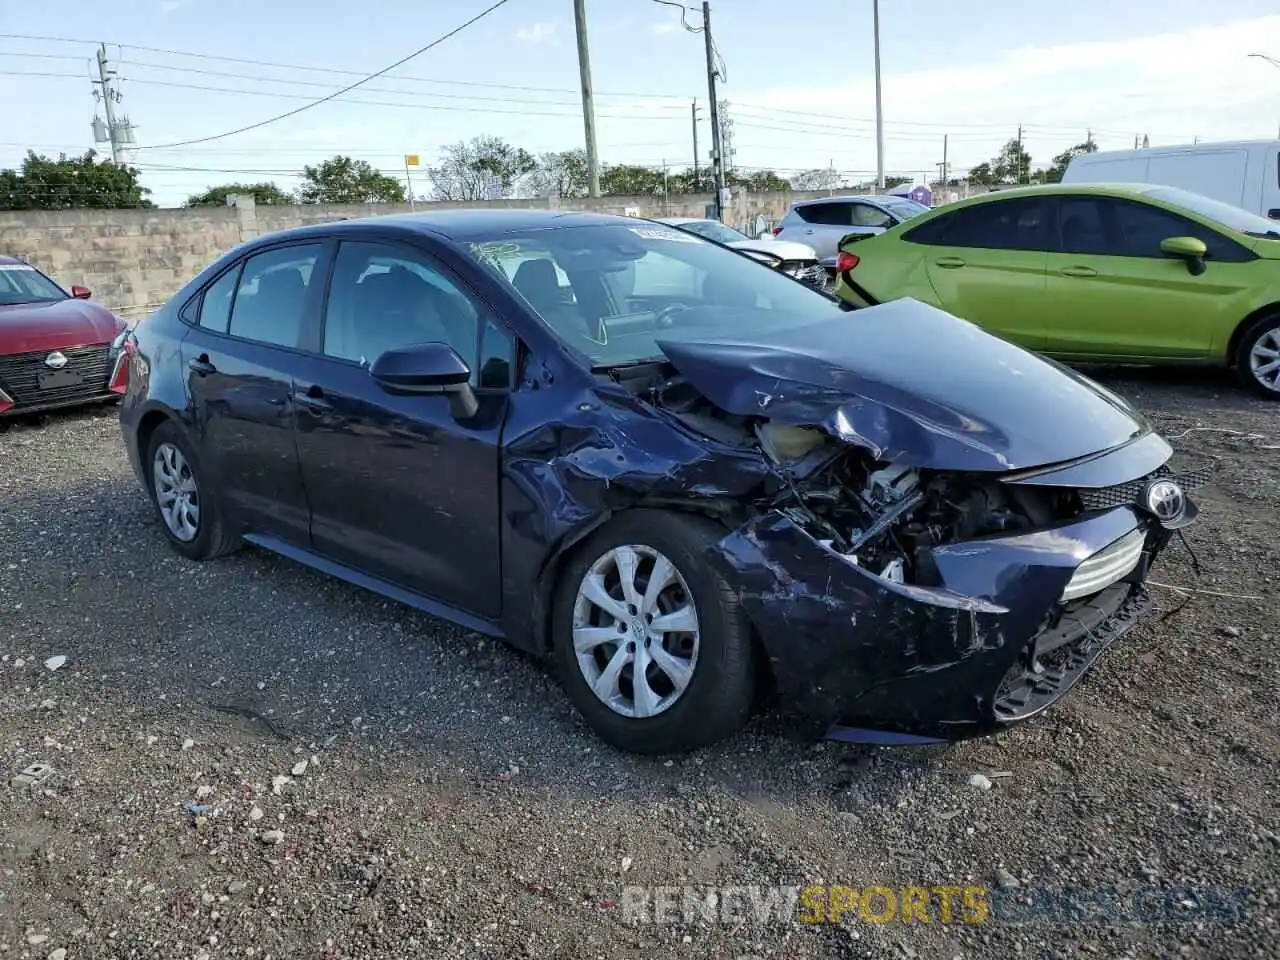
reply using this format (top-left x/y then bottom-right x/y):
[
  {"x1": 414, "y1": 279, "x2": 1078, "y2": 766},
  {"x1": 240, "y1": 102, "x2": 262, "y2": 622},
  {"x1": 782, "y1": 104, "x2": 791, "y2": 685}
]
[
  {"x1": 728, "y1": 238, "x2": 818, "y2": 262},
  {"x1": 0, "y1": 299, "x2": 124, "y2": 354},
  {"x1": 655, "y1": 298, "x2": 1150, "y2": 472}
]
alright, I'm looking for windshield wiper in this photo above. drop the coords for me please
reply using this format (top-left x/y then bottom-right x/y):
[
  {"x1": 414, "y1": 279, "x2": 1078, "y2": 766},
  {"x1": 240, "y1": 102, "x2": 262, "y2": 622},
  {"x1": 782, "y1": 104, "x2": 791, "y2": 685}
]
[{"x1": 591, "y1": 356, "x2": 667, "y2": 373}]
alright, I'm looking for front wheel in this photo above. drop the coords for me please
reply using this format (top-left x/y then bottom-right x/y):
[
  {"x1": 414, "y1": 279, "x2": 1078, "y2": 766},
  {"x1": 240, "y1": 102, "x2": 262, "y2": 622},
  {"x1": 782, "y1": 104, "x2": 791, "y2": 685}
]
[
  {"x1": 1235, "y1": 314, "x2": 1280, "y2": 398},
  {"x1": 552, "y1": 510, "x2": 757, "y2": 754}
]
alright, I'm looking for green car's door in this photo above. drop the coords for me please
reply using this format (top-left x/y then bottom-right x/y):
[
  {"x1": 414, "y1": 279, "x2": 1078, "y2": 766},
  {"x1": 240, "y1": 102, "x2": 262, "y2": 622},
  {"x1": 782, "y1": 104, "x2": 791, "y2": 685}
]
[
  {"x1": 913, "y1": 196, "x2": 1052, "y2": 349},
  {"x1": 1042, "y1": 196, "x2": 1258, "y2": 360}
]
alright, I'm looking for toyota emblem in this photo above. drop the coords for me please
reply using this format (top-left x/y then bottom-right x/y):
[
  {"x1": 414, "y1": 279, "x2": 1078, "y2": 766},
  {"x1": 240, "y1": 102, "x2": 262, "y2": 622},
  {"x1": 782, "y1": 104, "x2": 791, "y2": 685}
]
[
  {"x1": 44, "y1": 351, "x2": 68, "y2": 370},
  {"x1": 1144, "y1": 479, "x2": 1186, "y2": 524}
]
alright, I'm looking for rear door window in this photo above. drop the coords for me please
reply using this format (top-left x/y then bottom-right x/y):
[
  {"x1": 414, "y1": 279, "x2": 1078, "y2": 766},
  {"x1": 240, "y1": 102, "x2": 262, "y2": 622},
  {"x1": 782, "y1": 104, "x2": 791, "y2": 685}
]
[
  {"x1": 937, "y1": 198, "x2": 1050, "y2": 251},
  {"x1": 795, "y1": 203, "x2": 851, "y2": 226},
  {"x1": 226, "y1": 244, "x2": 322, "y2": 348}
]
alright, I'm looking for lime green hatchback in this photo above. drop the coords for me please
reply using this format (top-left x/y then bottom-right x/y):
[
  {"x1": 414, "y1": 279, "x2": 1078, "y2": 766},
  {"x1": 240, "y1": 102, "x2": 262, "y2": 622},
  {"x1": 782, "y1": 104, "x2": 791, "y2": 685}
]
[{"x1": 833, "y1": 183, "x2": 1280, "y2": 397}]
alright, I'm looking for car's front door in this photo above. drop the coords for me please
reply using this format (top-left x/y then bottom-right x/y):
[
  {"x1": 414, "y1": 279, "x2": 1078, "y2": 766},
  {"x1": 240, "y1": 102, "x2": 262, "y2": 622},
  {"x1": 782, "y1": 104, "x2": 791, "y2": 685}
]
[
  {"x1": 1040, "y1": 196, "x2": 1258, "y2": 360},
  {"x1": 916, "y1": 197, "x2": 1052, "y2": 349},
  {"x1": 292, "y1": 238, "x2": 516, "y2": 620},
  {"x1": 182, "y1": 241, "x2": 329, "y2": 542}
]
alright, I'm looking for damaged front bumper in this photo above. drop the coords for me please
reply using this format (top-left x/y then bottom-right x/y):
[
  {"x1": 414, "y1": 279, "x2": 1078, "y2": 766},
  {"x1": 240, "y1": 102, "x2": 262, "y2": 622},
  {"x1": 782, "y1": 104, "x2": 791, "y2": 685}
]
[{"x1": 712, "y1": 503, "x2": 1176, "y2": 742}]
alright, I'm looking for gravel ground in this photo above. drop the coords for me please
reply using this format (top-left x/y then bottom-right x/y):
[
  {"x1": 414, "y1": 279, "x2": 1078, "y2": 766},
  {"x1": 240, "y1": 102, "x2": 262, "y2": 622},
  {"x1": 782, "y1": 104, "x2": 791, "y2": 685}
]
[{"x1": 1, "y1": 369, "x2": 1277, "y2": 960}]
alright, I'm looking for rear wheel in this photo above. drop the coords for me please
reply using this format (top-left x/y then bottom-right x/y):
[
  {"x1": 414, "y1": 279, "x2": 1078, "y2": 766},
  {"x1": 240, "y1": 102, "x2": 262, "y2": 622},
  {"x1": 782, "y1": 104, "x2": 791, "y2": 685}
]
[
  {"x1": 552, "y1": 510, "x2": 757, "y2": 754},
  {"x1": 1235, "y1": 314, "x2": 1280, "y2": 398},
  {"x1": 145, "y1": 421, "x2": 241, "y2": 560}
]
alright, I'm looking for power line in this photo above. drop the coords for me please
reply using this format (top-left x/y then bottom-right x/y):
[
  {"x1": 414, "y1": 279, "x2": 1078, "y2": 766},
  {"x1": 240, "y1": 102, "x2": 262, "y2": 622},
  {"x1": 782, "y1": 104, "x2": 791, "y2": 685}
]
[
  {"x1": 132, "y1": 0, "x2": 519, "y2": 149},
  {"x1": 0, "y1": 33, "x2": 690, "y2": 101}
]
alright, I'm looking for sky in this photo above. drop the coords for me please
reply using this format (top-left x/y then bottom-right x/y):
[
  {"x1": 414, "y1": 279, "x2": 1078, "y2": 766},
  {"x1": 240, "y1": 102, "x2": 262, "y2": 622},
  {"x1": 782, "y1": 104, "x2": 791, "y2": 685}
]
[{"x1": 2, "y1": 0, "x2": 1279, "y2": 206}]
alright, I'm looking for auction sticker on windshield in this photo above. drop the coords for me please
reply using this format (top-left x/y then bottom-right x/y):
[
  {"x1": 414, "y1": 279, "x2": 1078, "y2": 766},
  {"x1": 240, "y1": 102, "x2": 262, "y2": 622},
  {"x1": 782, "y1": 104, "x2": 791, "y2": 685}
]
[{"x1": 628, "y1": 226, "x2": 701, "y2": 243}]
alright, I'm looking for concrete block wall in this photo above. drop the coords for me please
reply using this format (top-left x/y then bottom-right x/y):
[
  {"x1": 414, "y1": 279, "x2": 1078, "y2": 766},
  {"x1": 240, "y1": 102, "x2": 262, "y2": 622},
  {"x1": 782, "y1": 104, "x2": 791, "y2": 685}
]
[{"x1": 0, "y1": 189, "x2": 836, "y2": 319}]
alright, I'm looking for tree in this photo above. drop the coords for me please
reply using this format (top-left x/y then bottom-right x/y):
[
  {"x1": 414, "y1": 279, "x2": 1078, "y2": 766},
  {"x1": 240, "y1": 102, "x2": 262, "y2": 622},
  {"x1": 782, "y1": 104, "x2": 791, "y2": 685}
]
[
  {"x1": 428, "y1": 136, "x2": 537, "y2": 201},
  {"x1": 599, "y1": 164, "x2": 667, "y2": 196},
  {"x1": 729, "y1": 169, "x2": 792, "y2": 192},
  {"x1": 790, "y1": 168, "x2": 841, "y2": 191},
  {"x1": 186, "y1": 182, "x2": 294, "y2": 207},
  {"x1": 0, "y1": 150, "x2": 152, "y2": 210},
  {"x1": 991, "y1": 138, "x2": 1033, "y2": 185},
  {"x1": 966, "y1": 162, "x2": 995, "y2": 187},
  {"x1": 525, "y1": 149, "x2": 589, "y2": 199},
  {"x1": 1042, "y1": 140, "x2": 1098, "y2": 184},
  {"x1": 298, "y1": 156, "x2": 405, "y2": 204}
]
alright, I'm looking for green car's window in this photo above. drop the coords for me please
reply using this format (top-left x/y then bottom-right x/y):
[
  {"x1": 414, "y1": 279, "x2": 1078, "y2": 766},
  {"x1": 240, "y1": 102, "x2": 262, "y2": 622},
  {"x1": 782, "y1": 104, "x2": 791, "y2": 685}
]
[
  {"x1": 918, "y1": 198, "x2": 1050, "y2": 252},
  {"x1": 1057, "y1": 197, "x2": 1253, "y2": 262}
]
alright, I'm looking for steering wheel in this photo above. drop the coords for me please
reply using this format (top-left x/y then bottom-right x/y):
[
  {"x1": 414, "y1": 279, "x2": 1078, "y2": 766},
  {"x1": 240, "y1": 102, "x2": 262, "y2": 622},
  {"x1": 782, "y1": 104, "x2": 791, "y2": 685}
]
[{"x1": 654, "y1": 303, "x2": 691, "y2": 329}]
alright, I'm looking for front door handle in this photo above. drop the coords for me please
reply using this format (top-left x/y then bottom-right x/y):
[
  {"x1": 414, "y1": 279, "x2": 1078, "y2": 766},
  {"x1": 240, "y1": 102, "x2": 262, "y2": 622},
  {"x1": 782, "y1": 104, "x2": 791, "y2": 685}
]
[
  {"x1": 294, "y1": 385, "x2": 332, "y2": 412},
  {"x1": 187, "y1": 355, "x2": 216, "y2": 376},
  {"x1": 1060, "y1": 265, "x2": 1098, "y2": 278},
  {"x1": 934, "y1": 256, "x2": 966, "y2": 269}
]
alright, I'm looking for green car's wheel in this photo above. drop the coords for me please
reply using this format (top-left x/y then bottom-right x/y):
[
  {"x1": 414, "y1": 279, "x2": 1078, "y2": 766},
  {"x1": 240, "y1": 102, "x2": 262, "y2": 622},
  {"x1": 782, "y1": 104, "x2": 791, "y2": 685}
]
[{"x1": 1235, "y1": 314, "x2": 1280, "y2": 399}]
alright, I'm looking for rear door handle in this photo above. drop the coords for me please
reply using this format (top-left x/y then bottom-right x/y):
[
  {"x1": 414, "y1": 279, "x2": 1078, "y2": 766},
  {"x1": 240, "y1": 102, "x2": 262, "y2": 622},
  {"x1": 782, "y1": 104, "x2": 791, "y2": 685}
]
[
  {"x1": 1060, "y1": 265, "x2": 1098, "y2": 278},
  {"x1": 187, "y1": 355, "x2": 216, "y2": 376},
  {"x1": 934, "y1": 256, "x2": 966, "y2": 269},
  {"x1": 295, "y1": 385, "x2": 332, "y2": 412}
]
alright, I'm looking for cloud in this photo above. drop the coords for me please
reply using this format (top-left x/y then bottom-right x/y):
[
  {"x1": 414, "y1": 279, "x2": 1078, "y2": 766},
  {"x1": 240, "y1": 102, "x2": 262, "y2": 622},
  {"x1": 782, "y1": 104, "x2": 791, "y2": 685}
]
[
  {"x1": 727, "y1": 14, "x2": 1280, "y2": 173},
  {"x1": 516, "y1": 21, "x2": 556, "y2": 44}
]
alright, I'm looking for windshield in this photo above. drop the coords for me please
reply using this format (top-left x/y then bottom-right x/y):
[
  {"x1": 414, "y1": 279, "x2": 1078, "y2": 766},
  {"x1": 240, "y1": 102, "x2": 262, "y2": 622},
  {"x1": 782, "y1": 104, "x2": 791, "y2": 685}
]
[
  {"x1": 671, "y1": 220, "x2": 750, "y2": 244},
  {"x1": 883, "y1": 198, "x2": 929, "y2": 219},
  {"x1": 1142, "y1": 186, "x2": 1280, "y2": 238},
  {"x1": 0, "y1": 264, "x2": 66, "y2": 305},
  {"x1": 466, "y1": 222, "x2": 845, "y2": 366}
]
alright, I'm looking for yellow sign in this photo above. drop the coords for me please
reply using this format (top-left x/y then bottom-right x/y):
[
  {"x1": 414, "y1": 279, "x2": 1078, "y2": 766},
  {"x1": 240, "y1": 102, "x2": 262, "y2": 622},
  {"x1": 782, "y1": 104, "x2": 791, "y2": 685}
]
[{"x1": 405, "y1": 154, "x2": 420, "y2": 167}]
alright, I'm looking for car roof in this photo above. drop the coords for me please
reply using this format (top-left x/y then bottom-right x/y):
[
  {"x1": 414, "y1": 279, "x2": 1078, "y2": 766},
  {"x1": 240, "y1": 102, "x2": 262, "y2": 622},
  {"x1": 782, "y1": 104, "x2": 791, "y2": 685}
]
[
  {"x1": 657, "y1": 217, "x2": 709, "y2": 225},
  {"x1": 923, "y1": 182, "x2": 1172, "y2": 214},
  {"x1": 241, "y1": 208, "x2": 645, "y2": 249},
  {"x1": 790, "y1": 195, "x2": 912, "y2": 209}
]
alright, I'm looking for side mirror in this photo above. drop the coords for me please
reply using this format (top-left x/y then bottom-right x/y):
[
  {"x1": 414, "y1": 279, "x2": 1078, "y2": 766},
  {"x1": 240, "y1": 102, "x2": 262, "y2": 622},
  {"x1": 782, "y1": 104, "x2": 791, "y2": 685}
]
[
  {"x1": 1159, "y1": 236, "x2": 1208, "y2": 276},
  {"x1": 369, "y1": 342, "x2": 478, "y2": 419},
  {"x1": 70, "y1": 286, "x2": 92, "y2": 299}
]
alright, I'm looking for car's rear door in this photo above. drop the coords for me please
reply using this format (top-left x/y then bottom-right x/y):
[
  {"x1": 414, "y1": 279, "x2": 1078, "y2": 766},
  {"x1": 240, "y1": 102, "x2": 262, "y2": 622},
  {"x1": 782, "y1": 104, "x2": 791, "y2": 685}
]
[
  {"x1": 1040, "y1": 196, "x2": 1257, "y2": 360},
  {"x1": 181, "y1": 240, "x2": 331, "y2": 543},
  {"x1": 291, "y1": 236, "x2": 515, "y2": 621},
  {"x1": 912, "y1": 196, "x2": 1052, "y2": 349},
  {"x1": 785, "y1": 202, "x2": 856, "y2": 260}
]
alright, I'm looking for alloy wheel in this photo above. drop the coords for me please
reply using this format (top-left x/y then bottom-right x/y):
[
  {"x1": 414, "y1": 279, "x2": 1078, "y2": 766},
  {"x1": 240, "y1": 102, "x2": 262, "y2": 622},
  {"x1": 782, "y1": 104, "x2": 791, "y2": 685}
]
[
  {"x1": 1249, "y1": 325, "x2": 1280, "y2": 393},
  {"x1": 571, "y1": 544, "x2": 700, "y2": 719},
  {"x1": 152, "y1": 441, "x2": 201, "y2": 542}
]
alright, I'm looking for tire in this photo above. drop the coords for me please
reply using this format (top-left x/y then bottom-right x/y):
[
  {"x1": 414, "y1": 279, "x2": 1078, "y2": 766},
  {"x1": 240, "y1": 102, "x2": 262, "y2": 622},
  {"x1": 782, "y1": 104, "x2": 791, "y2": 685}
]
[
  {"x1": 551, "y1": 510, "x2": 757, "y2": 754},
  {"x1": 144, "y1": 421, "x2": 241, "y2": 560},
  {"x1": 1234, "y1": 313, "x2": 1280, "y2": 399}
]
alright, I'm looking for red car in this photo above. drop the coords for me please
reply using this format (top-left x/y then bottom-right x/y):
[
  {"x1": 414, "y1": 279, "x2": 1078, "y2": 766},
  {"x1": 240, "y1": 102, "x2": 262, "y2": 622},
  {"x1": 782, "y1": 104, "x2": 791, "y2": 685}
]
[{"x1": 0, "y1": 256, "x2": 130, "y2": 419}]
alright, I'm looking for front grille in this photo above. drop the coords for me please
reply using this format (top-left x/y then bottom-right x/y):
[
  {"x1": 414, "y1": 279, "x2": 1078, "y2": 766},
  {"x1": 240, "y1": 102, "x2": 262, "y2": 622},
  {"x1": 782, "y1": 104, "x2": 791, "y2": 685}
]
[
  {"x1": 1078, "y1": 463, "x2": 1214, "y2": 512},
  {"x1": 0, "y1": 344, "x2": 114, "y2": 410}
]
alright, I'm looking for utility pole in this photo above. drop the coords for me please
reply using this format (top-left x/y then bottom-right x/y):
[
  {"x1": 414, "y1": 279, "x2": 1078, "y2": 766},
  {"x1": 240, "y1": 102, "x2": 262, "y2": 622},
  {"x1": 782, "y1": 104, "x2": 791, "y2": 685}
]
[
  {"x1": 941, "y1": 133, "x2": 948, "y2": 184},
  {"x1": 691, "y1": 99, "x2": 701, "y2": 190},
  {"x1": 91, "y1": 44, "x2": 135, "y2": 164},
  {"x1": 1016, "y1": 124, "x2": 1024, "y2": 184},
  {"x1": 873, "y1": 0, "x2": 885, "y2": 190},
  {"x1": 572, "y1": 0, "x2": 601, "y2": 197},
  {"x1": 702, "y1": 1, "x2": 727, "y2": 220}
]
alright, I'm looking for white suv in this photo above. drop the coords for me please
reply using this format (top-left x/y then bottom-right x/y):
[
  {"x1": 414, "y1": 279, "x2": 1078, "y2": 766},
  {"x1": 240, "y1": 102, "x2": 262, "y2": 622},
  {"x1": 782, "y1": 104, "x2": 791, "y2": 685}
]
[{"x1": 773, "y1": 195, "x2": 930, "y2": 259}]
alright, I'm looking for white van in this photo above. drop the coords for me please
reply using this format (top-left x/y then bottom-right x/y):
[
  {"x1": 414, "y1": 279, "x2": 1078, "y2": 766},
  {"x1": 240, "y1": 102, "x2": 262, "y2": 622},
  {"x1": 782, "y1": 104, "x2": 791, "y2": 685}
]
[{"x1": 1062, "y1": 140, "x2": 1280, "y2": 221}]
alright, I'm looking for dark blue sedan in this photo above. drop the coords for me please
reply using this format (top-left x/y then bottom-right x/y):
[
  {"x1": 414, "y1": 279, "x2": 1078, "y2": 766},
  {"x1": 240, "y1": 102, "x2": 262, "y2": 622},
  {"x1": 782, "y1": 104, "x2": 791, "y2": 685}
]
[{"x1": 118, "y1": 210, "x2": 1200, "y2": 754}]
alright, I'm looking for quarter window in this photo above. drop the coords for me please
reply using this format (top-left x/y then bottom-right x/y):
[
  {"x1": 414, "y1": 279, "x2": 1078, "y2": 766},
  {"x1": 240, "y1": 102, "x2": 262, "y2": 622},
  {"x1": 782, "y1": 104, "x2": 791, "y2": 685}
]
[
  {"x1": 226, "y1": 244, "x2": 321, "y2": 348},
  {"x1": 198, "y1": 265, "x2": 240, "y2": 333}
]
